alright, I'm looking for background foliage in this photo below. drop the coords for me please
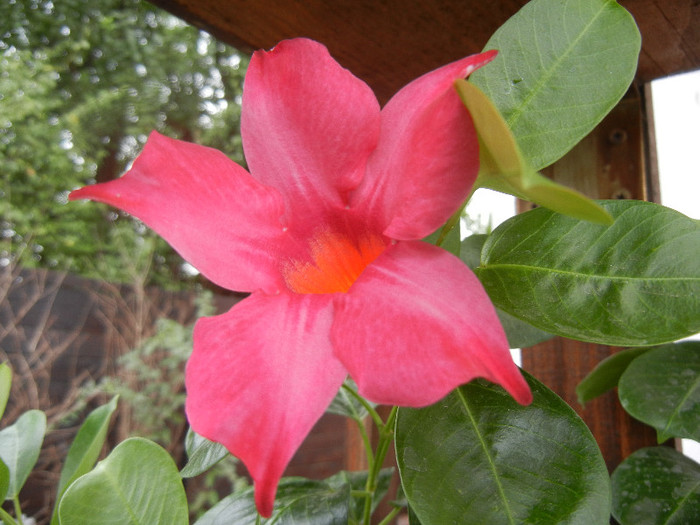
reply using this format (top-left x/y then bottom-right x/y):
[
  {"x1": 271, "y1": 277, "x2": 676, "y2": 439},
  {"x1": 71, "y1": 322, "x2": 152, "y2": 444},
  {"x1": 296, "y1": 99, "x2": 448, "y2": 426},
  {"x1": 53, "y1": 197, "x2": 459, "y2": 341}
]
[{"x1": 1, "y1": 0, "x2": 247, "y2": 288}]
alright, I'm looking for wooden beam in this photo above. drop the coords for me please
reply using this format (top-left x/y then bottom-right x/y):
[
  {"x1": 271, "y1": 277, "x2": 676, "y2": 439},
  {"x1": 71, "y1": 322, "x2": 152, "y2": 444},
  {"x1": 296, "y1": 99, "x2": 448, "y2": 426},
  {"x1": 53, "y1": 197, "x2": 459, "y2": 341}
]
[{"x1": 149, "y1": 0, "x2": 700, "y2": 104}]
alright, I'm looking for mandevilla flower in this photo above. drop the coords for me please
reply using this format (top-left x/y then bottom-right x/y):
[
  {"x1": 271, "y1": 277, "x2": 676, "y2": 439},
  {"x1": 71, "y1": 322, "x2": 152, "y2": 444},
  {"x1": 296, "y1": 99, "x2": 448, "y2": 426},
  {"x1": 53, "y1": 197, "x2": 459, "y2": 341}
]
[{"x1": 70, "y1": 38, "x2": 532, "y2": 517}]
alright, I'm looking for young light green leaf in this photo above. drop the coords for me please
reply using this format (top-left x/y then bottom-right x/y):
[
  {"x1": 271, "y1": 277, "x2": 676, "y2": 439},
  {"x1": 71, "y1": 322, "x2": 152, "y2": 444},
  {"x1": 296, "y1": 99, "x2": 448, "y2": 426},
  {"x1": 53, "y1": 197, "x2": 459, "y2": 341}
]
[
  {"x1": 180, "y1": 427, "x2": 229, "y2": 478},
  {"x1": 576, "y1": 347, "x2": 652, "y2": 406},
  {"x1": 0, "y1": 409, "x2": 46, "y2": 499},
  {"x1": 456, "y1": 79, "x2": 612, "y2": 224},
  {"x1": 470, "y1": 0, "x2": 641, "y2": 171},
  {"x1": 612, "y1": 446, "x2": 700, "y2": 525},
  {"x1": 58, "y1": 437, "x2": 188, "y2": 525},
  {"x1": 194, "y1": 477, "x2": 351, "y2": 525},
  {"x1": 618, "y1": 342, "x2": 700, "y2": 442},
  {"x1": 477, "y1": 201, "x2": 700, "y2": 346},
  {"x1": 0, "y1": 363, "x2": 11, "y2": 422},
  {"x1": 50, "y1": 396, "x2": 119, "y2": 525},
  {"x1": 396, "y1": 372, "x2": 610, "y2": 525}
]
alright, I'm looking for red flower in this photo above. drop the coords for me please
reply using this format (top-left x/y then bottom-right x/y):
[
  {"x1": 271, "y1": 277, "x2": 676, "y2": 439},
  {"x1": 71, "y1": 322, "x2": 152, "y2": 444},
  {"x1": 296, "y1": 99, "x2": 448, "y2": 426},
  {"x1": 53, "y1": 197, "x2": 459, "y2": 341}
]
[{"x1": 70, "y1": 38, "x2": 531, "y2": 517}]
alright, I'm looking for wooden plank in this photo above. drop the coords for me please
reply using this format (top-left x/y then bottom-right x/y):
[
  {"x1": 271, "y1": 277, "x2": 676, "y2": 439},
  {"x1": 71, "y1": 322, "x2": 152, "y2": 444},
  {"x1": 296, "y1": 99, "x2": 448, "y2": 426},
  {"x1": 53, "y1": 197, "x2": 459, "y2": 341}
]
[{"x1": 149, "y1": 0, "x2": 700, "y2": 104}]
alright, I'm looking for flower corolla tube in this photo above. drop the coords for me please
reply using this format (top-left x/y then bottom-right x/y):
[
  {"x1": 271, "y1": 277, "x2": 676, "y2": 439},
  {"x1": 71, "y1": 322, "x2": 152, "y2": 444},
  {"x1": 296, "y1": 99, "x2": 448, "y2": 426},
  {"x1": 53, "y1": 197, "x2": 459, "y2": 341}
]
[{"x1": 70, "y1": 38, "x2": 532, "y2": 517}]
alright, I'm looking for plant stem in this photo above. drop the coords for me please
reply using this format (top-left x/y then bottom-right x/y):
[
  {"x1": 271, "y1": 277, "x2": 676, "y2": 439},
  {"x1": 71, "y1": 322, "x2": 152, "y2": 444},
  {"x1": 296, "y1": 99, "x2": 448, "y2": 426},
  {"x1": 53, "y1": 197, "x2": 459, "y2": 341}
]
[
  {"x1": 0, "y1": 507, "x2": 18, "y2": 525},
  {"x1": 377, "y1": 505, "x2": 403, "y2": 525},
  {"x1": 12, "y1": 497, "x2": 23, "y2": 525},
  {"x1": 361, "y1": 406, "x2": 399, "y2": 525}
]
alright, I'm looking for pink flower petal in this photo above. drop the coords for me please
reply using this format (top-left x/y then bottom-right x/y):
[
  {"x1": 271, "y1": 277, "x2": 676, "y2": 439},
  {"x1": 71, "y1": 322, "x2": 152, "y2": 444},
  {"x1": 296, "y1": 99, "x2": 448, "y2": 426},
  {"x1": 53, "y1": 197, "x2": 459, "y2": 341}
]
[
  {"x1": 241, "y1": 38, "x2": 381, "y2": 223},
  {"x1": 352, "y1": 51, "x2": 498, "y2": 240},
  {"x1": 186, "y1": 292, "x2": 347, "y2": 517},
  {"x1": 69, "y1": 131, "x2": 286, "y2": 294},
  {"x1": 332, "y1": 240, "x2": 532, "y2": 407}
]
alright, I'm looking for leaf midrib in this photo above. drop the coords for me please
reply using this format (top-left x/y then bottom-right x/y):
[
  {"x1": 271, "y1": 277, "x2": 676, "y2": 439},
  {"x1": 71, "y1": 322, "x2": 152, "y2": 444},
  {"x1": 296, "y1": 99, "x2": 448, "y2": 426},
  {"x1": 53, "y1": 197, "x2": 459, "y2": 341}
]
[
  {"x1": 479, "y1": 263, "x2": 699, "y2": 283},
  {"x1": 456, "y1": 388, "x2": 516, "y2": 525},
  {"x1": 505, "y1": 0, "x2": 612, "y2": 130}
]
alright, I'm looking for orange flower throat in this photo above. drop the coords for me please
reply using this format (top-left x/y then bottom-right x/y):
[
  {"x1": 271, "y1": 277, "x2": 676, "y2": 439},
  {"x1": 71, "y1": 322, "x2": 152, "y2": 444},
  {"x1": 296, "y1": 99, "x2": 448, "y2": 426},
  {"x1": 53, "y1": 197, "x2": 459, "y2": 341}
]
[{"x1": 283, "y1": 231, "x2": 386, "y2": 294}]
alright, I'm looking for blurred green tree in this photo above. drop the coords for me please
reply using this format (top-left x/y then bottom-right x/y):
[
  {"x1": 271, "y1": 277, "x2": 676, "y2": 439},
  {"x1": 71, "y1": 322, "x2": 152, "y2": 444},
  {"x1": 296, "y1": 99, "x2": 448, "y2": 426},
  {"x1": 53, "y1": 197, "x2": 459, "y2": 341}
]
[{"x1": 1, "y1": 0, "x2": 247, "y2": 288}]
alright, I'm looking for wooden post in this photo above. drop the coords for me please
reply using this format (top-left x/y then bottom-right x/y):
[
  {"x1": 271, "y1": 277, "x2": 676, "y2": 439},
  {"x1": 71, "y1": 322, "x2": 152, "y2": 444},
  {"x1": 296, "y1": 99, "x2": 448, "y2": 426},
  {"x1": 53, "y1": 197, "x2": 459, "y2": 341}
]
[{"x1": 518, "y1": 88, "x2": 662, "y2": 472}]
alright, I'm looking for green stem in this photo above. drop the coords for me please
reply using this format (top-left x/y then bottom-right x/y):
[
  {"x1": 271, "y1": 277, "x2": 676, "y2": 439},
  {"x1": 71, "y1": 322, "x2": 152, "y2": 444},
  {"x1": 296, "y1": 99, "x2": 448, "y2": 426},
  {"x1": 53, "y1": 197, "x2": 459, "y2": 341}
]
[
  {"x1": 0, "y1": 507, "x2": 18, "y2": 525},
  {"x1": 361, "y1": 406, "x2": 399, "y2": 525},
  {"x1": 12, "y1": 497, "x2": 23, "y2": 525},
  {"x1": 342, "y1": 383, "x2": 384, "y2": 430},
  {"x1": 377, "y1": 505, "x2": 403, "y2": 525}
]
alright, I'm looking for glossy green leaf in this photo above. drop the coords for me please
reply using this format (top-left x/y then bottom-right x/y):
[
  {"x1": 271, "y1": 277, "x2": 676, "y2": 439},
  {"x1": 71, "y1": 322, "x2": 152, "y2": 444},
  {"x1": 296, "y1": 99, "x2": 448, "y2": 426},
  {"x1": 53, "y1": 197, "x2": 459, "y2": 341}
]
[
  {"x1": 396, "y1": 373, "x2": 610, "y2": 525},
  {"x1": 477, "y1": 201, "x2": 700, "y2": 346},
  {"x1": 618, "y1": 342, "x2": 700, "y2": 442},
  {"x1": 180, "y1": 428, "x2": 229, "y2": 478},
  {"x1": 461, "y1": 235, "x2": 553, "y2": 348},
  {"x1": 612, "y1": 446, "x2": 700, "y2": 525},
  {"x1": 326, "y1": 379, "x2": 374, "y2": 422},
  {"x1": 456, "y1": 80, "x2": 611, "y2": 224},
  {"x1": 0, "y1": 409, "x2": 46, "y2": 499},
  {"x1": 0, "y1": 458, "x2": 9, "y2": 502},
  {"x1": 58, "y1": 437, "x2": 188, "y2": 525},
  {"x1": 470, "y1": 0, "x2": 641, "y2": 171},
  {"x1": 51, "y1": 396, "x2": 119, "y2": 525},
  {"x1": 576, "y1": 347, "x2": 652, "y2": 405},
  {"x1": 194, "y1": 477, "x2": 350, "y2": 525},
  {"x1": 0, "y1": 363, "x2": 11, "y2": 422}
]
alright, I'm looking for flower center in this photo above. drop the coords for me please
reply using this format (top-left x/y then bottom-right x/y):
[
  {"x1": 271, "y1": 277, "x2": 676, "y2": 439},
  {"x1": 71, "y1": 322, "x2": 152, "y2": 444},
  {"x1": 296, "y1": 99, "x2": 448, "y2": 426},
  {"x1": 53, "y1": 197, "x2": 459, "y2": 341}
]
[{"x1": 283, "y1": 230, "x2": 386, "y2": 294}]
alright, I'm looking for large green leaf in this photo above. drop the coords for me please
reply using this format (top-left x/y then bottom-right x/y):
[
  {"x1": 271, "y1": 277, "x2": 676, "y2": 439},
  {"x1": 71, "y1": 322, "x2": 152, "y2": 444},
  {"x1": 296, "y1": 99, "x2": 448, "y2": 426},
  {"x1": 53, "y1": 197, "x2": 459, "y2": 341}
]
[
  {"x1": 456, "y1": 79, "x2": 611, "y2": 224},
  {"x1": 194, "y1": 477, "x2": 350, "y2": 525},
  {"x1": 396, "y1": 373, "x2": 610, "y2": 525},
  {"x1": 58, "y1": 437, "x2": 188, "y2": 525},
  {"x1": 470, "y1": 0, "x2": 641, "y2": 171},
  {"x1": 0, "y1": 363, "x2": 11, "y2": 422},
  {"x1": 0, "y1": 409, "x2": 46, "y2": 499},
  {"x1": 618, "y1": 342, "x2": 700, "y2": 442},
  {"x1": 180, "y1": 428, "x2": 229, "y2": 478},
  {"x1": 51, "y1": 396, "x2": 119, "y2": 525},
  {"x1": 576, "y1": 347, "x2": 652, "y2": 405},
  {"x1": 612, "y1": 446, "x2": 700, "y2": 525},
  {"x1": 476, "y1": 201, "x2": 700, "y2": 346}
]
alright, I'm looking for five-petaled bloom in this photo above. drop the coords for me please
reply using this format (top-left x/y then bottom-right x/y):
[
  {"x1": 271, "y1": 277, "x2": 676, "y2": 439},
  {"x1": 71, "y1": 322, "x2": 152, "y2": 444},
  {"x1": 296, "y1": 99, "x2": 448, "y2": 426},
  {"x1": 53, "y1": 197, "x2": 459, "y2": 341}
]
[{"x1": 70, "y1": 38, "x2": 532, "y2": 517}]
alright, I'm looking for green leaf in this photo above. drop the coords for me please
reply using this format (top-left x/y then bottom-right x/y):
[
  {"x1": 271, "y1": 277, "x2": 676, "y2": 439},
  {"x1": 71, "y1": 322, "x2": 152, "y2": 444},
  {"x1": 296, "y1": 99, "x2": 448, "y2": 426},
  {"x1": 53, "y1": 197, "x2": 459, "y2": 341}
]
[
  {"x1": 180, "y1": 428, "x2": 229, "y2": 478},
  {"x1": 576, "y1": 347, "x2": 652, "y2": 405},
  {"x1": 194, "y1": 477, "x2": 350, "y2": 525},
  {"x1": 456, "y1": 80, "x2": 612, "y2": 224},
  {"x1": 396, "y1": 373, "x2": 610, "y2": 525},
  {"x1": 326, "y1": 379, "x2": 374, "y2": 422},
  {"x1": 470, "y1": 0, "x2": 641, "y2": 171},
  {"x1": 461, "y1": 235, "x2": 553, "y2": 348},
  {"x1": 0, "y1": 409, "x2": 46, "y2": 499},
  {"x1": 612, "y1": 446, "x2": 700, "y2": 525},
  {"x1": 477, "y1": 201, "x2": 700, "y2": 346},
  {"x1": 0, "y1": 458, "x2": 9, "y2": 502},
  {"x1": 0, "y1": 363, "x2": 11, "y2": 421},
  {"x1": 618, "y1": 342, "x2": 700, "y2": 442},
  {"x1": 58, "y1": 437, "x2": 188, "y2": 525},
  {"x1": 50, "y1": 396, "x2": 119, "y2": 525}
]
